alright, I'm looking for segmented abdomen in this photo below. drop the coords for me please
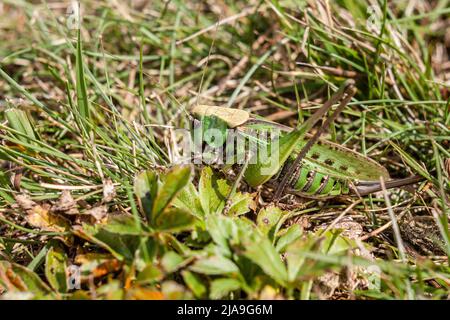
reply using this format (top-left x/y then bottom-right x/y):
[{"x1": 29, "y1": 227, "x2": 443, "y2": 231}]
[{"x1": 276, "y1": 161, "x2": 349, "y2": 196}]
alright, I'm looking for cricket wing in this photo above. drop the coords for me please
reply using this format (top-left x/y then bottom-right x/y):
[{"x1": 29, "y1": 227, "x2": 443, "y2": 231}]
[
  {"x1": 191, "y1": 105, "x2": 249, "y2": 128},
  {"x1": 295, "y1": 137, "x2": 390, "y2": 182}
]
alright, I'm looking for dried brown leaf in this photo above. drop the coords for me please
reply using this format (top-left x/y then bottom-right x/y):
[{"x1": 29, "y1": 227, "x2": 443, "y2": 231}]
[
  {"x1": 14, "y1": 194, "x2": 35, "y2": 211},
  {"x1": 25, "y1": 203, "x2": 69, "y2": 233},
  {"x1": 103, "y1": 179, "x2": 116, "y2": 202},
  {"x1": 83, "y1": 205, "x2": 108, "y2": 221},
  {"x1": 316, "y1": 217, "x2": 363, "y2": 239},
  {"x1": 52, "y1": 190, "x2": 79, "y2": 215}
]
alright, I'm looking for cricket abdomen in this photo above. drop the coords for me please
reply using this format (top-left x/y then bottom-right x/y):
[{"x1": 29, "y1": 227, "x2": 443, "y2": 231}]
[{"x1": 277, "y1": 160, "x2": 350, "y2": 198}]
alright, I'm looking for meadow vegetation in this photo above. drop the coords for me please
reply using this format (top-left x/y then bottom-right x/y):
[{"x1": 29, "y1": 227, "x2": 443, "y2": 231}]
[{"x1": 0, "y1": 0, "x2": 449, "y2": 299}]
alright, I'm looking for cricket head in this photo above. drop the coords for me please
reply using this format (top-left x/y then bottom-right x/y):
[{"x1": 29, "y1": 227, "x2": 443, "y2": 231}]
[
  {"x1": 188, "y1": 105, "x2": 250, "y2": 166},
  {"x1": 189, "y1": 105, "x2": 282, "y2": 173}
]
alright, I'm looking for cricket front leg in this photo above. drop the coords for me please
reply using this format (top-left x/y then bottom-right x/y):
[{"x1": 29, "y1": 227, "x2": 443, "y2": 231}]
[{"x1": 223, "y1": 152, "x2": 252, "y2": 215}]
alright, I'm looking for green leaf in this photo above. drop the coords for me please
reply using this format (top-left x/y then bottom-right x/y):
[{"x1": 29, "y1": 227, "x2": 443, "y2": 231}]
[
  {"x1": 73, "y1": 224, "x2": 140, "y2": 262},
  {"x1": 256, "y1": 206, "x2": 284, "y2": 238},
  {"x1": 182, "y1": 270, "x2": 207, "y2": 299},
  {"x1": 154, "y1": 208, "x2": 195, "y2": 232},
  {"x1": 205, "y1": 215, "x2": 240, "y2": 257},
  {"x1": 178, "y1": 167, "x2": 254, "y2": 217},
  {"x1": 75, "y1": 29, "x2": 90, "y2": 123},
  {"x1": 173, "y1": 181, "x2": 205, "y2": 218},
  {"x1": 227, "y1": 192, "x2": 254, "y2": 216},
  {"x1": 102, "y1": 215, "x2": 142, "y2": 235},
  {"x1": 210, "y1": 278, "x2": 241, "y2": 299},
  {"x1": 134, "y1": 170, "x2": 158, "y2": 220},
  {"x1": 0, "y1": 261, "x2": 53, "y2": 298},
  {"x1": 190, "y1": 255, "x2": 239, "y2": 275},
  {"x1": 152, "y1": 165, "x2": 192, "y2": 221},
  {"x1": 4, "y1": 108, "x2": 37, "y2": 145},
  {"x1": 45, "y1": 246, "x2": 68, "y2": 293},
  {"x1": 284, "y1": 231, "x2": 354, "y2": 282},
  {"x1": 242, "y1": 232, "x2": 288, "y2": 286},
  {"x1": 161, "y1": 251, "x2": 185, "y2": 273},
  {"x1": 275, "y1": 224, "x2": 303, "y2": 252},
  {"x1": 205, "y1": 215, "x2": 257, "y2": 259},
  {"x1": 199, "y1": 167, "x2": 229, "y2": 215},
  {"x1": 137, "y1": 265, "x2": 163, "y2": 284},
  {"x1": 285, "y1": 238, "x2": 312, "y2": 282},
  {"x1": 320, "y1": 230, "x2": 354, "y2": 254}
]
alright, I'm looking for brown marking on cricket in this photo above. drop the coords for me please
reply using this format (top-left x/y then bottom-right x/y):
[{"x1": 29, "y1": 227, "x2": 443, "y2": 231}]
[
  {"x1": 274, "y1": 161, "x2": 290, "y2": 182},
  {"x1": 339, "y1": 165, "x2": 349, "y2": 171},
  {"x1": 311, "y1": 152, "x2": 320, "y2": 160},
  {"x1": 316, "y1": 175, "x2": 330, "y2": 194},
  {"x1": 288, "y1": 163, "x2": 303, "y2": 187},
  {"x1": 327, "y1": 144, "x2": 337, "y2": 150},
  {"x1": 302, "y1": 171, "x2": 316, "y2": 192},
  {"x1": 325, "y1": 158, "x2": 334, "y2": 166}
]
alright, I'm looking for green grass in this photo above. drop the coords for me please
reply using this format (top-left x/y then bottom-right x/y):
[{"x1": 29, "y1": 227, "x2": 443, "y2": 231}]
[{"x1": 0, "y1": 0, "x2": 449, "y2": 300}]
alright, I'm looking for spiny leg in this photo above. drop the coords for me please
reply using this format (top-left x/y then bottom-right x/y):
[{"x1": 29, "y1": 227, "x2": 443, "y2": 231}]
[
  {"x1": 223, "y1": 149, "x2": 252, "y2": 215},
  {"x1": 273, "y1": 81, "x2": 357, "y2": 201},
  {"x1": 353, "y1": 175, "x2": 424, "y2": 196}
]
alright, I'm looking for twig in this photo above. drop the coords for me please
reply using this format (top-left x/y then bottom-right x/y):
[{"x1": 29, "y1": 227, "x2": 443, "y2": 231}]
[
  {"x1": 318, "y1": 199, "x2": 362, "y2": 236},
  {"x1": 380, "y1": 176, "x2": 407, "y2": 262}
]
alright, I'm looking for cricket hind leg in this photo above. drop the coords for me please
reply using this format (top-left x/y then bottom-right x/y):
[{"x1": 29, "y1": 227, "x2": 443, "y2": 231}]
[
  {"x1": 352, "y1": 175, "x2": 424, "y2": 196},
  {"x1": 273, "y1": 80, "x2": 357, "y2": 201}
]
